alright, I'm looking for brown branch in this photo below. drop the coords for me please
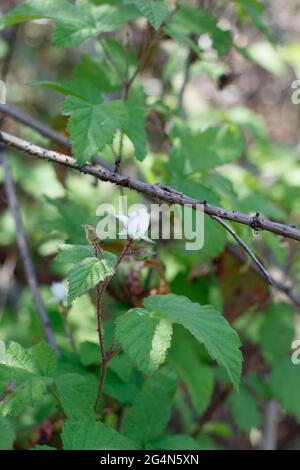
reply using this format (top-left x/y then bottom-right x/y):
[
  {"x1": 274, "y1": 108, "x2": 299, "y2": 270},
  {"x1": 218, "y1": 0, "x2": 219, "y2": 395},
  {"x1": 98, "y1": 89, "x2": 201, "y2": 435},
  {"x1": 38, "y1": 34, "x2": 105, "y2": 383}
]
[{"x1": 1, "y1": 130, "x2": 300, "y2": 243}]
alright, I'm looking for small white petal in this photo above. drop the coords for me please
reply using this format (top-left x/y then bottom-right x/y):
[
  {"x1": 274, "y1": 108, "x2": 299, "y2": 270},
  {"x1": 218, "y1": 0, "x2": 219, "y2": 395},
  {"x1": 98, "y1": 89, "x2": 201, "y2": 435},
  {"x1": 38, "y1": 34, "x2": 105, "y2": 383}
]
[
  {"x1": 116, "y1": 214, "x2": 129, "y2": 226},
  {"x1": 140, "y1": 234, "x2": 155, "y2": 244}
]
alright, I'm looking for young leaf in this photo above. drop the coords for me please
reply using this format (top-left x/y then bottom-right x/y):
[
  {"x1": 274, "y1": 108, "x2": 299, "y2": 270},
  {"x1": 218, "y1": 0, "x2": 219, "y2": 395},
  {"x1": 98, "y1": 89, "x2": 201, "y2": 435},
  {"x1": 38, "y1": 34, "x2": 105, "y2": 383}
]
[
  {"x1": 115, "y1": 308, "x2": 173, "y2": 374},
  {"x1": 62, "y1": 418, "x2": 137, "y2": 450},
  {"x1": 67, "y1": 257, "x2": 114, "y2": 303},
  {"x1": 117, "y1": 294, "x2": 242, "y2": 389},
  {"x1": 144, "y1": 295, "x2": 242, "y2": 390},
  {"x1": 123, "y1": 369, "x2": 177, "y2": 446},
  {"x1": 62, "y1": 97, "x2": 128, "y2": 164}
]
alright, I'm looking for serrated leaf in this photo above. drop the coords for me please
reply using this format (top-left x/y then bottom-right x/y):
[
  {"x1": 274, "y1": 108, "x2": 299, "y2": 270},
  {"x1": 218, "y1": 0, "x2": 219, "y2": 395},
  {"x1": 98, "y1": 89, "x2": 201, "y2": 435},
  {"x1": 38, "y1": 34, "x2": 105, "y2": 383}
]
[
  {"x1": 0, "y1": 1, "x2": 137, "y2": 48},
  {"x1": 54, "y1": 373, "x2": 97, "y2": 420},
  {"x1": 229, "y1": 386, "x2": 260, "y2": 434},
  {"x1": 0, "y1": 416, "x2": 15, "y2": 450},
  {"x1": 67, "y1": 257, "x2": 114, "y2": 303},
  {"x1": 130, "y1": 0, "x2": 169, "y2": 30},
  {"x1": 62, "y1": 97, "x2": 128, "y2": 164},
  {"x1": 62, "y1": 418, "x2": 137, "y2": 450},
  {"x1": 123, "y1": 369, "x2": 177, "y2": 446},
  {"x1": 144, "y1": 294, "x2": 242, "y2": 390},
  {"x1": 115, "y1": 308, "x2": 173, "y2": 374},
  {"x1": 55, "y1": 244, "x2": 94, "y2": 266},
  {"x1": 124, "y1": 99, "x2": 148, "y2": 161},
  {"x1": 0, "y1": 341, "x2": 56, "y2": 416}
]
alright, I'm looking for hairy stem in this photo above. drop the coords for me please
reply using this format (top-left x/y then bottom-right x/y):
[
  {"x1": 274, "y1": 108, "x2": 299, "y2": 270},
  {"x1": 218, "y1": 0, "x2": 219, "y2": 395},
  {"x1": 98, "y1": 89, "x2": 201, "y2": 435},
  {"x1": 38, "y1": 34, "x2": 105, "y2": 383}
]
[{"x1": 93, "y1": 238, "x2": 133, "y2": 413}]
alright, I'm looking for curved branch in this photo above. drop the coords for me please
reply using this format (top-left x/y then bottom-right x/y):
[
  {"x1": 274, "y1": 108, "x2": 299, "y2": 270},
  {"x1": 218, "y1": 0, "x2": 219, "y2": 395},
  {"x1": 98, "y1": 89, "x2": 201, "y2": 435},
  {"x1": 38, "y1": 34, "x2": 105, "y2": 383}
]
[{"x1": 1, "y1": 129, "x2": 300, "y2": 242}]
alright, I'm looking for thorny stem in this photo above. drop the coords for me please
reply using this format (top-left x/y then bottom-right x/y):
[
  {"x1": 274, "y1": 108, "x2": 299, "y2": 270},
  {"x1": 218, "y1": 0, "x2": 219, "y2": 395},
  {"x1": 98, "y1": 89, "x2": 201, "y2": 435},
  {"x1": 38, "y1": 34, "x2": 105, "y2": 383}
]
[{"x1": 93, "y1": 238, "x2": 133, "y2": 413}]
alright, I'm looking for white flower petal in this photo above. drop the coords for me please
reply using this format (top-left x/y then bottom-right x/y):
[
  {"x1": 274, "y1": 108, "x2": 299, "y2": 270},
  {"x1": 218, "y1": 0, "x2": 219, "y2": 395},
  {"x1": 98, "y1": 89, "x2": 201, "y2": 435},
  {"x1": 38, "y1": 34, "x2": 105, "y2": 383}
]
[
  {"x1": 116, "y1": 214, "x2": 129, "y2": 226},
  {"x1": 140, "y1": 233, "x2": 155, "y2": 244}
]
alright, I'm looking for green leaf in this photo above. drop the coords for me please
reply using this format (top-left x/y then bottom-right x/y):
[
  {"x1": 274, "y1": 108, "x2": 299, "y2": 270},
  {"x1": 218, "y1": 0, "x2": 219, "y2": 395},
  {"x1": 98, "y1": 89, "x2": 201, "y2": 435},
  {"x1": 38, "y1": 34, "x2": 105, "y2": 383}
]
[
  {"x1": 0, "y1": 1, "x2": 137, "y2": 48},
  {"x1": 169, "y1": 327, "x2": 214, "y2": 416},
  {"x1": 0, "y1": 416, "x2": 15, "y2": 450},
  {"x1": 124, "y1": 91, "x2": 148, "y2": 161},
  {"x1": 130, "y1": 0, "x2": 169, "y2": 30},
  {"x1": 0, "y1": 341, "x2": 56, "y2": 416},
  {"x1": 62, "y1": 418, "x2": 137, "y2": 450},
  {"x1": 123, "y1": 369, "x2": 177, "y2": 446},
  {"x1": 144, "y1": 294, "x2": 242, "y2": 390},
  {"x1": 115, "y1": 308, "x2": 173, "y2": 374},
  {"x1": 169, "y1": 5, "x2": 232, "y2": 56},
  {"x1": 54, "y1": 373, "x2": 97, "y2": 420},
  {"x1": 270, "y1": 357, "x2": 300, "y2": 423},
  {"x1": 0, "y1": 0, "x2": 72, "y2": 28},
  {"x1": 170, "y1": 121, "x2": 245, "y2": 173},
  {"x1": 67, "y1": 256, "x2": 114, "y2": 304},
  {"x1": 258, "y1": 303, "x2": 295, "y2": 363},
  {"x1": 62, "y1": 97, "x2": 128, "y2": 164},
  {"x1": 55, "y1": 244, "x2": 94, "y2": 266},
  {"x1": 149, "y1": 434, "x2": 201, "y2": 450},
  {"x1": 104, "y1": 369, "x2": 140, "y2": 405},
  {"x1": 229, "y1": 386, "x2": 260, "y2": 434}
]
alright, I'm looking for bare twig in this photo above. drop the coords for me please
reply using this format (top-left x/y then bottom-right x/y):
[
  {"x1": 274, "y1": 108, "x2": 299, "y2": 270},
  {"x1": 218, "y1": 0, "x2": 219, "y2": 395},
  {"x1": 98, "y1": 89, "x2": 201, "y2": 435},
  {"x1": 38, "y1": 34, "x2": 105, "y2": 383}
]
[
  {"x1": 0, "y1": 27, "x2": 57, "y2": 352},
  {"x1": 1, "y1": 150, "x2": 58, "y2": 352},
  {"x1": 1, "y1": 130, "x2": 300, "y2": 242},
  {"x1": 211, "y1": 215, "x2": 273, "y2": 285},
  {"x1": 178, "y1": 48, "x2": 193, "y2": 112},
  {"x1": 227, "y1": 244, "x2": 300, "y2": 309}
]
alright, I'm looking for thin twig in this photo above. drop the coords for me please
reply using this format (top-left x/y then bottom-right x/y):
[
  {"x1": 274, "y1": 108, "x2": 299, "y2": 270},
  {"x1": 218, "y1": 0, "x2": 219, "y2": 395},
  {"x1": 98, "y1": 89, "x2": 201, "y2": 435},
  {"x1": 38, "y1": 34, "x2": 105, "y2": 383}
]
[
  {"x1": 0, "y1": 27, "x2": 57, "y2": 352},
  {"x1": 212, "y1": 215, "x2": 273, "y2": 285},
  {"x1": 1, "y1": 151, "x2": 58, "y2": 352},
  {"x1": 1, "y1": 130, "x2": 300, "y2": 242},
  {"x1": 178, "y1": 48, "x2": 193, "y2": 113},
  {"x1": 227, "y1": 244, "x2": 300, "y2": 309}
]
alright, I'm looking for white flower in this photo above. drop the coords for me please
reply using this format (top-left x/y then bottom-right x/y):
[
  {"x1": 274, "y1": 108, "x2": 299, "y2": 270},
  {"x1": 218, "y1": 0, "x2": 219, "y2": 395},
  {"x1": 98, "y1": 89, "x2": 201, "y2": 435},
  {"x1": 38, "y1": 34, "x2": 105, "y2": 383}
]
[
  {"x1": 116, "y1": 208, "x2": 154, "y2": 243},
  {"x1": 50, "y1": 281, "x2": 68, "y2": 303}
]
